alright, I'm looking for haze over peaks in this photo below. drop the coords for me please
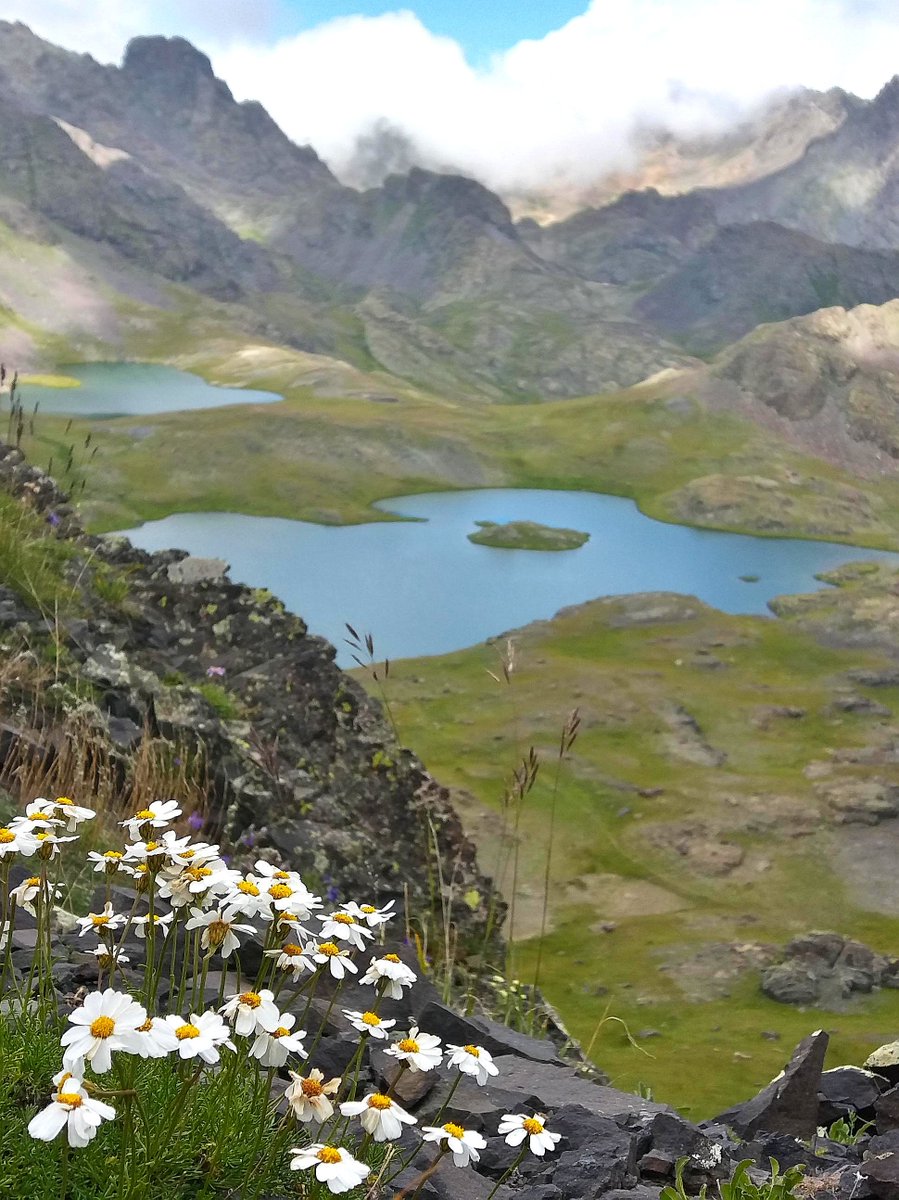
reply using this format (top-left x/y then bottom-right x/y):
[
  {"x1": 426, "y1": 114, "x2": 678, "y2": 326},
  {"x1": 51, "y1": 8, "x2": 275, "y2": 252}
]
[{"x1": 1, "y1": 0, "x2": 898, "y2": 194}]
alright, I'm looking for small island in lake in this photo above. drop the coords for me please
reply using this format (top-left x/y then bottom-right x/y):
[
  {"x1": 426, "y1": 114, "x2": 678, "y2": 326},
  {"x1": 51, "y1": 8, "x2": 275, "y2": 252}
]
[{"x1": 468, "y1": 519, "x2": 590, "y2": 551}]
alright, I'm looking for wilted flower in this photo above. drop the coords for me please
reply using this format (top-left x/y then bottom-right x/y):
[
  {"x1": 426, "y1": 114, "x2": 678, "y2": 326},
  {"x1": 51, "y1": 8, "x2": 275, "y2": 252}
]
[{"x1": 284, "y1": 1068, "x2": 341, "y2": 1122}]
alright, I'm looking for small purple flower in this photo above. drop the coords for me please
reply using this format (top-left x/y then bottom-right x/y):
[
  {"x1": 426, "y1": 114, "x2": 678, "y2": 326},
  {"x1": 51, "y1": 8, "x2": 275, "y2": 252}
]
[
  {"x1": 173, "y1": 757, "x2": 182, "y2": 767},
  {"x1": 206, "y1": 665, "x2": 226, "y2": 678},
  {"x1": 47, "y1": 511, "x2": 61, "y2": 528},
  {"x1": 326, "y1": 885, "x2": 340, "y2": 903},
  {"x1": 240, "y1": 831, "x2": 255, "y2": 849},
  {"x1": 187, "y1": 811, "x2": 204, "y2": 833}
]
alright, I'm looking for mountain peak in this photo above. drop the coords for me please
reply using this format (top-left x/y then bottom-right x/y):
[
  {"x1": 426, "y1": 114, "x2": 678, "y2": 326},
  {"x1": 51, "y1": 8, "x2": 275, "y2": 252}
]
[{"x1": 122, "y1": 35, "x2": 215, "y2": 85}]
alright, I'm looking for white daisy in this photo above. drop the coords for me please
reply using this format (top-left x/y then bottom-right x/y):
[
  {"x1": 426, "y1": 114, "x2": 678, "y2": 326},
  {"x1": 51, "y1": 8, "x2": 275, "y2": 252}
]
[
  {"x1": 46, "y1": 796, "x2": 97, "y2": 831},
  {"x1": 184, "y1": 905, "x2": 256, "y2": 958},
  {"x1": 120, "y1": 799, "x2": 181, "y2": 840},
  {"x1": 60, "y1": 988, "x2": 147, "y2": 1075},
  {"x1": 87, "y1": 850, "x2": 127, "y2": 875},
  {"x1": 222, "y1": 874, "x2": 272, "y2": 919},
  {"x1": 88, "y1": 945, "x2": 130, "y2": 970},
  {"x1": 284, "y1": 1068, "x2": 341, "y2": 1122},
  {"x1": 9, "y1": 874, "x2": 43, "y2": 914},
  {"x1": 422, "y1": 1122, "x2": 487, "y2": 1167},
  {"x1": 343, "y1": 1009, "x2": 396, "y2": 1040},
  {"x1": 162, "y1": 1011, "x2": 234, "y2": 1063},
  {"x1": 497, "y1": 1112, "x2": 561, "y2": 1157},
  {"x1": 133, "y1": 1016, "x2": 180, "y2": 1059},
  {"x1": 75, "y1": 904, "x2": 126, "y2": 938},
  {"x1": 288, "y1": 1144, "x2": 370, "y2": 1194},
  {"x1": 27, "y1": 1076, "x2": 115, "y2": 1148},
  {"x1": 220, "y1": 988, "x2": 280, "y2": 1037},
  {"x1": 265, "y1": 941, "x2": 316, "y2": 980},
  {"x1": 132, "y1": 912, "x2": 174, "y2": 939},
  {"x1": 446, "y1": 1043, "x2": 499, "y2": 1086},
  {"x1": 317, "y1": 910, "x2": 375, "y2": 950},
  {"x1": 339, "y1": 1092, "x2": 416, "y2": 1142},
  {"x1": 311, "y1": 941, "x2": 357, "y2": 979},
  {"x1": 17, "y1": 802, "x2": 64, "y2": 828},
  {"x1": 360, "y1": 953, "x2": 416, "y2": 999},
  {"x1": 248, "y1": 1014, "x2": 307, "y2": 1067},
  {"x1": 346, "y1": 899, "x2": 396, "y2": 928},
  {"x1": 0, "y1": 824, "x2": 39, "y2": 857},
  {"x1": 33, "y1": 829, "x2": 79, "y2": 859},
  {"x1": 384, "y1": 1026, "x2": 443, "y2": 1073}
]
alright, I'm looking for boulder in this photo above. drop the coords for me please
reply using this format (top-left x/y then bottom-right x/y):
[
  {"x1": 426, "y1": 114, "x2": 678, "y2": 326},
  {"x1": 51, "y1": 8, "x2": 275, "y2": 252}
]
[
  {"x1": 416, "y1": 1000, "x2": 560, "y2": 1064},
  {"x1": 715, "y1": 1030, "x2": 829, "y2": 1138}
]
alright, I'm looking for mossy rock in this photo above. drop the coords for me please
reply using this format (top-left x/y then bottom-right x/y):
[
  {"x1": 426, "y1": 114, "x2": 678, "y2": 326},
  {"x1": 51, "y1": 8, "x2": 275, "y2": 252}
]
[{"x1": 468, "y1": 519, "x2": 589, "y2": 551}]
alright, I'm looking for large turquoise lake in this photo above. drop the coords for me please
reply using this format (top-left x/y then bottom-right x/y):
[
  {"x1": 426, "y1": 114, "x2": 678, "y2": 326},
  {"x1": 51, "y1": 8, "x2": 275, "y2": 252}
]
[
  {"x1": 24, "y1": 364, "x2": 280, "y2": 416},
  {"x1": 117, "y1": 489, "x2": 899, "y2": 667}
]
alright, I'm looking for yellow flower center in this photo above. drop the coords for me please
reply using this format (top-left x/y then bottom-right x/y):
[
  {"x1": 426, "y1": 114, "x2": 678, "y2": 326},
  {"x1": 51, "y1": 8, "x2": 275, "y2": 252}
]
[
  {"x1": 0, "y1": 829, "x2": 16, "y2": 843},
  {"x1": 463, "y1": 1044, "x2": 480, "y2": 1057},
  {"x1": 333, "y1": 912, "x2": 355, "y2": 925},
  {"x1": 361, "y1": 905, "x2": 376, "y2": 914},
  {"x1": 361, "y1": 1012, "x2": 381, "y2": 1027},
  {"x1": 368, "y1": 1093, "x2": 392, "y2": 1110},
  {"x1": 134, "y1": 863, "x2": 148, "y2": 874},
  {"x1": 135, "y1": 809, "x2": 155, "y2": 820},
  {"x1": 176, "y1": 1023, "x2": 200, "y2": 1040},
  {"x1": 238, "y1": 881, "x2": 259, "y2": 895},
  {"x1": 522, "y1": 1118, "x2": 545, "y2": 1135},
  {"x1": 301, "y1": 1078, "x2": 323, "y2": 1097},
  {"x1": 137, "y1": 1019, "x2": 154, "y2": 1033},
  {"x1": 36, "y1": 831, "x2": 51, "y2": 841},
  {"x1": 317, "y1": 1147, "x2": 342, "y2": 1164},
  {"x1": 277, "y1": 912, "x2": 298, "y2": 923},
  {"x1": 90, "y1": 1016, "x2": 116, "y2": 1039},
  {"x1": 268, "y1": 883, "x2": 292, "y2": 900},
  {"x1": 24, "y1": 876, "x2": 40, "y2": 887},
  {"x1": 282, "y1": 943, "x2": 303, "y2": 956},
  {"x1": 91, "y1": 914, "x2": 110, "y2": 927},
  {"x1": 103, "y1": 851, "x2": 123, "y2": 860},
  {"x1": 383, "y1": 954, "x2": 401, "y2": 963},
  {"x1": 145, "y1": 841, "x2": 161, "y2": 852},
  {"x1": 318, "y1": 942, "x2": 340, "y2": 956},
  {"x1": 57, "y1": 1092, "x2": 83, "y2": 1108},
  {"x1": 273, "y1": 870, "x2": 290, "y2": 880},
  {"x1": 206, "y1": 919, "x2": 230, "y2": 946},
  {"x1": 273, "y1": 1026, "x2": 291, "y2": 1039},
  {"x1": 186, "y1": 867, "x2": 212, "y2": 881},
  {"x1": 56, "y1": 797, "x2": 74, "y2": 806},
  {"x1": 444, "y1": 1123, "x2": 465, "y2": 1138},
  {"x1": 239, "y1": 991, "x2": 262, "y2": 1009},
  {"x1": 398, "y1": 1037, "x2": 419, "y2": 1053},
  {"x1": 30, "y1": 812, "x2": 52, "y2": 822},
  {"x1": 181, "y1": 849, "x2": 196, "y2": 859}
]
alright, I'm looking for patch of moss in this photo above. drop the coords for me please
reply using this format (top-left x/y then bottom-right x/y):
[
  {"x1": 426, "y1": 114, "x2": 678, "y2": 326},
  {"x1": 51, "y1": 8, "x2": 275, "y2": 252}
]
[{"x1": 468, "y1": 520, "x2": 589, "y2": 551}]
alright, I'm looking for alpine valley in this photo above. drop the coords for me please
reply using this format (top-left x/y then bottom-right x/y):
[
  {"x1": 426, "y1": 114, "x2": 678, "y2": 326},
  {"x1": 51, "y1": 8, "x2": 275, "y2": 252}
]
[{"x1": 4, "y1": 20, "x2": 899, "y2": 1117}]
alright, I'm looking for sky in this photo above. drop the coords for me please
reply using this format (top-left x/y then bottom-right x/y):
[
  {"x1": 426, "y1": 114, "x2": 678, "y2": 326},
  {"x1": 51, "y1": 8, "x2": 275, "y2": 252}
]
[{"x1": 1, "y1": 1, "x2": 898, "y2": 191}]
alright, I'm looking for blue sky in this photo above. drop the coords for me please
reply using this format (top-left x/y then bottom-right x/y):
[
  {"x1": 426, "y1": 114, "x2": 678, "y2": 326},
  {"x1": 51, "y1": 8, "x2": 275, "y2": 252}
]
[{"x1": 276, "y1": 2, "x2": 589, "y2": 61}]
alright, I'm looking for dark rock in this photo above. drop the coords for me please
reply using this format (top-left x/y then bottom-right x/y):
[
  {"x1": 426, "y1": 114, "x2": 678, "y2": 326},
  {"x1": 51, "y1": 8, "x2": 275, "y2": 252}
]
[
  {"x1": 488, "y1": 1055, "x2": 669, "y2": 1121},
  {"x1": 859, "y1": 1147, "x2": 899, "y2": 1198},
  {"x1": 762, "y1": 962, "x2": 820, "y2": 1005},
  {"x1": 715, "y1": 1030, "x2": 829, "y2": 1138},
  {"x1": 417, "y1": 1000, "x2": 560, "y2": 1064},
  {"x1": 550, "y1": 1128, "x2": 639, "y2": 1199},
  {"x1": 877, "y1": 1085, "x2": 899, "y2": 1132},
  {"x1": 819, "y1": 1067, "x2": 888, "y2": 1124},
  {"x1": 418, "y1": 1074, "x2": 540, "y2": 1133},
  {"x1": 640, "y1": 1111, "x2": 724, "y2": 1178}
]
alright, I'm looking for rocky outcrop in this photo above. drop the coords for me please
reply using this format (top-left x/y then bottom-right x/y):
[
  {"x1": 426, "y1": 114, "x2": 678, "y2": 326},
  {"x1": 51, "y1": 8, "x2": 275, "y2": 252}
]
[{"x1": 761, "y1": 933, "x2": 899, "y2": 1007}]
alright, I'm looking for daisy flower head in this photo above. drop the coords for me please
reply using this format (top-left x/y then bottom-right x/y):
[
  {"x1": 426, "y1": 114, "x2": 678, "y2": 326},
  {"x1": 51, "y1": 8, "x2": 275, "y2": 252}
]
[
  {"x1": 27, "y1": 1076, "x2": 115, "y2": 1148},
  {"x1": 33, "y1": 829, "x2": 79, "y2": 859},
  {"x1": 284, "y1": 1068, "x2": 341, "y2": 1123},
  {"x1": 162, "y1": 1010, "x2": 234, "y2": 1063},
  {"x1": 248, "y1": 1014, "x2": 307, "y2": 1067},
  {"x1": 9, "y1": 875, "x2": 43, "y2": 915},
  {"x1": 133, "y1": 911, "x2": 174, "y2": 939},
  {"x1": 220, "y1": 988, "x2": 280, "y2": 1037},
  {"x1": 163, "y1": 839, "x2": 222, "y2": 871},
  {"x1": 318, "y1": 909, "x2": 375, "y2": 950},
  {"x1": 87, "y1": 850, "x2": 126, "y2": 876},
  {"x1": 339, "y1": 1092, "x2": 416, "y2": 1142},
  {"x1": 289, "y1": 1144, "x2": 369, "y2": 1194},
  {"x1": 120, "y1": 799, "x2": 181, "y2": 841},
  {"x1": 0, "y1": 824, "x2": 38, "y2": 858},
  {"x1": 422, "y1": 1122, "x2": 487, "y2": 1167},
  {"x1": 89, "y1": 944, "x2": 130, "y2": 971},
  {"x1": 346, "y1": 899, "x2": 396, "y2": 928},
  {"x1": 133, "y1": 1015, "x2": 180, "y2": 1059},
  {"x1": 184, "y1": 905, "x2": 256, "y2": 958},
  {"x1": 384, "y1": 1026, "x2": 442, "y2": 1073},
  {"x1": 76, "y1": 903, "x2": 126, "y2": 939},
  {"x1": 46, "y1": 795, "x2": 97, "y2": 831},
  {"x1": 497, "y1": 1112, "x2": 561, "y2": 1157},
  {"x1": 343, "y1": 1009, "x2": 396, "y2": 1040},
  {"x1": 312, "y1": 941, "x2": 358, "y2": 979},
  {"x1": 265, "y1": 941, "x2": 316, "y2": 980},
  {"x1": 361, "y1": 952, "x2": 416, "y2": 999},
  {"x1": 20, "y1": 801, "x2": 65, "y2": 828},
  {"x1": 446, "y1": 1043, "x2": 499, "y2": 1086},
  {"x1": 60, "y1": 988, "x2": 147, "y2": 1075},
  {"x1": 223, "y1": 873, "x2": 272, "y2": 919}
]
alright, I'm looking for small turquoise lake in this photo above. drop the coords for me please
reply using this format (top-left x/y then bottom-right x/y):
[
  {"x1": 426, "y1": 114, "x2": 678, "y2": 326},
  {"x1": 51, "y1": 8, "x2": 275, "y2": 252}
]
[
  {"x1": 23, "y1": 363, "x2": 280, "y2": 416},
  {"x1": 116, "y1": 489, "x2": 899, "y2": 667}
]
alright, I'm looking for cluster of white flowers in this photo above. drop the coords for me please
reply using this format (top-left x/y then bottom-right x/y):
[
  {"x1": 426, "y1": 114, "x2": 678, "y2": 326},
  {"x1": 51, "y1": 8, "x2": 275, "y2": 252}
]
[{"x1": 3, "y1": 795, "x2": 561, "y2": 1192}]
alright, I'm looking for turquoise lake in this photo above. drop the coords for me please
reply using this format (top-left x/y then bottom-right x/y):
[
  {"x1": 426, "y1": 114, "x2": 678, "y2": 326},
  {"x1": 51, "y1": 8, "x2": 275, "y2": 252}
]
[
  {"x1": 23, "y1": 363, "x2": 280, "y2": 416},
  {"x1": 116, "y1": 489, "x2": 899, "y2": 667}
]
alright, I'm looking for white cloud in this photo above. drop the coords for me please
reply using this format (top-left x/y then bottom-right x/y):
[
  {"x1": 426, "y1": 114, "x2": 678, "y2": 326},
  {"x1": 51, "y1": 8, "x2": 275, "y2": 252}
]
[{"x1": 2, "y1": 1, "x2": 898, "y2": 190}]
